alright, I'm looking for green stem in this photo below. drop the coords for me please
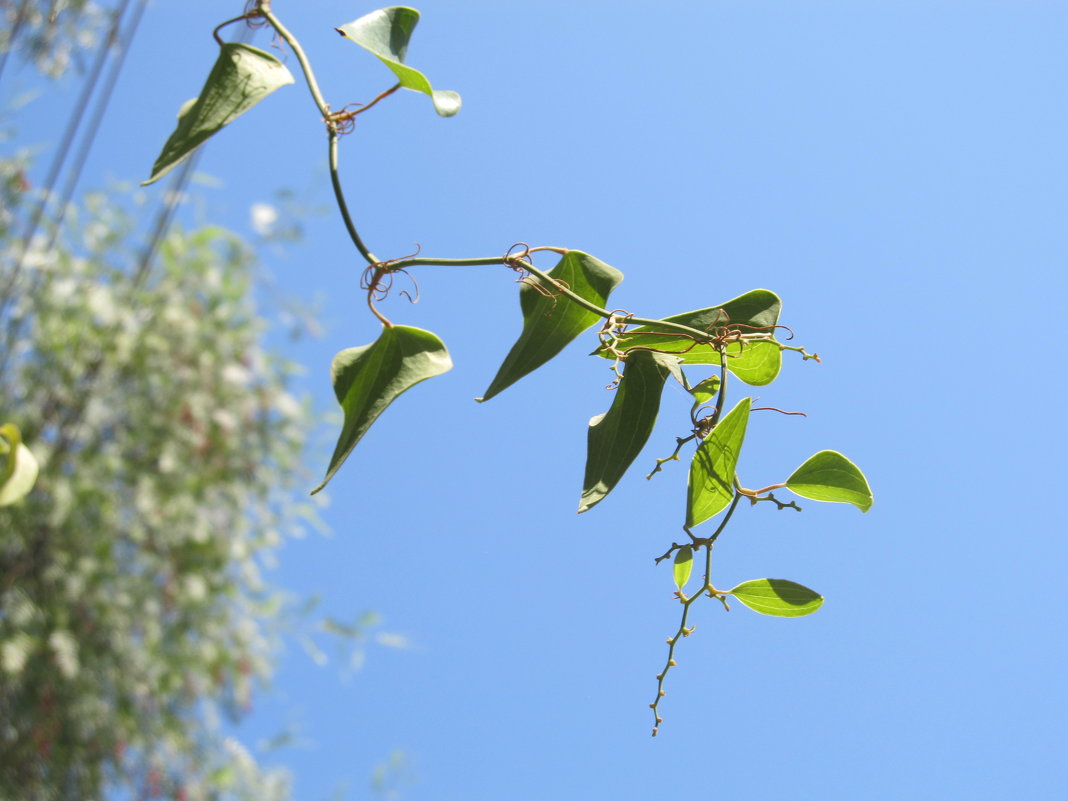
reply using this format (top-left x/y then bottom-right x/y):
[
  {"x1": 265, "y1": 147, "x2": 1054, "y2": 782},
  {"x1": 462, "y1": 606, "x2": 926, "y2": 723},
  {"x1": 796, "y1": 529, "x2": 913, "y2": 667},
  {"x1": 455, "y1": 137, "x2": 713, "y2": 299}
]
[
  {"x1": 389, "y1": 256, "x2": 509, "y2": 270},
  {"x1": 387, "y1": 255, "x2": 715, "y2": 340},
  {"x1": 258, "y1": 4, "x2": 330, "y2": 118},
  {"x1": 260, "y1": 4, "x2": 378, "y2": 265},
  {"x1": 329, "y1": 131, "x2": 377, "y2": 264},
  {"x1": 709, "y1": 347, "x2": 730, "y2": 428},
  {"x1": 521, "y1": 262, "x2": 714, "y2": 341}
]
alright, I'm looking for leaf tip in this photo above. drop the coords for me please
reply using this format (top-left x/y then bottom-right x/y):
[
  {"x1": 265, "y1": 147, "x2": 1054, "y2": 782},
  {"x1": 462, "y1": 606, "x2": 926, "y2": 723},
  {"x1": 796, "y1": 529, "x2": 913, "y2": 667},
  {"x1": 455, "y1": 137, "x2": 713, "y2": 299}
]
[
  {"x1": 334, "y1": 27, "x2": 348, "y2": 37},
  {"x1": 576, "y1": 500, "x2": 596, "y2": 514}
]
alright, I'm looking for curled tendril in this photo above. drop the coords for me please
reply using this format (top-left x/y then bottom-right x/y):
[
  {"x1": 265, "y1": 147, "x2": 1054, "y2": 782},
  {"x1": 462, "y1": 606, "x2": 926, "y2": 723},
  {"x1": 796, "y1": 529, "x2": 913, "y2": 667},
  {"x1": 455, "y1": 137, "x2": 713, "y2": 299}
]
[
  {"x1": 504, "y1": 242, "x2": 533, "y2": 266},
  {"x1": 361, "y1": 244, "x2": 422, "y2": 302},
  {"x1": 327, "y1": 103, "x2": 361, "y2": 135},
  {"x1": 244, "y1": 1, "x2": 269, "y2": 27},
  {"x1": 750, "y1": 406, "x2": 807, "y2": 417},
  {"x1": 398, "y1": 270, "x2": 421, "y2": 304},
  {"x1": 519, "y1": 275, "x2": 569, "y2": 300}
]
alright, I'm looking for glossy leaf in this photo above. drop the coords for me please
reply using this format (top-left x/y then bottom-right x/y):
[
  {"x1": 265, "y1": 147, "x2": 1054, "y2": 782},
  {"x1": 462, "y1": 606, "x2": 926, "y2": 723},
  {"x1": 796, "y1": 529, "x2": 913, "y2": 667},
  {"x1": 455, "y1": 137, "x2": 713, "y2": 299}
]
[
  {"x1": 336, "y1": 7, "x2": 461, "y2": 117},
  {"x1": 673, "y1": 546, "x2": 694, "y2": 590},
  {"x1": 687, "y1": 397, "x2": 751, "y2": 527},
  {"x1": 728, "y1": 579, "x2": 823, "y2": 617},
  {"x1": 578, "y1": 351, "x2": 677, "y2": 513},
  {"x1": 143, "y1": 44, "x2": 294, "y2": 185},
  {"x1": 594, "y1": 289, "x2": 782, "y2": 384},
  {"x1": 0, "y1": 423, "x2": 38, "y2": 506},
  {"x1": 786, "y1": 450, "x2": 873, "y2": 512},
  {"x1": 313, "y1": 325, "x2": 452, "y2": 494},
  {"x1": 478, "y1": 251, "x2": 623, "y2": 402}
]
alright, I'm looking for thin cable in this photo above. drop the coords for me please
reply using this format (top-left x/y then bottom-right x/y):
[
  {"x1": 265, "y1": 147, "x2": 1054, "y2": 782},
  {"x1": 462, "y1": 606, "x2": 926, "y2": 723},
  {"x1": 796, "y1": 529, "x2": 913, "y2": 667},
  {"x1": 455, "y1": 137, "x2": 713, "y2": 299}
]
[
  {"x1": 0, "y1": 0, "x2": 131, "y2": 299},
  {"x1": 0, "y1": 0, "x2": 34, "y2": 84},
  {"x1": 46, "y1": 0, "x2": 147, "y2": 249}
]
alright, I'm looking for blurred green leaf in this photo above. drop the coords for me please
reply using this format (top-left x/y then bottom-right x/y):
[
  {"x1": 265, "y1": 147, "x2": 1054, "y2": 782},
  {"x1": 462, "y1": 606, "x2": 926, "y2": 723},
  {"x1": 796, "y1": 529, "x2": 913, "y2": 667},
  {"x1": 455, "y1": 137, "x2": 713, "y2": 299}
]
[
  {"x1": 478, "y1": 251, "x2": 623, "y2": 402},
  {"x1": 336, "y1": 7, "x2": 461, "y2": 116},
  {"x1": 786, "y1": 450, "x2": 873, "y2": 512},
  {"x1": 314, "y1": 325, "x2": 452, "y2": 494},
  {"x1": 728, "y1": 579, "x2": 823, "y2": 617},
  {"x1": 673, "y1": 546, "x2": 694, "y2": 590},
  {"x1": 0, "y1": 423, "x2": 38, "y2": 506},
  {"x1": 687, "y1": 397, "x2": 751, "y2": 527},
  {"x1": 578, "y1": 351, "x2": 677, "y2": 513},
  {"x1": 143, "y1": 43, "x2": 294, "y2": 185}
]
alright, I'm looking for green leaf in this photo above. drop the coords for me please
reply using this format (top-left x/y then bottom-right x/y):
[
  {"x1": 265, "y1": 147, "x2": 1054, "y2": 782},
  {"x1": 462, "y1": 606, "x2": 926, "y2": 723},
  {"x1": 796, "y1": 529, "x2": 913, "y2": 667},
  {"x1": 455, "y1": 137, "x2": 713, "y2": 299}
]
[
  {"x1": 336, "y1": 7, "x2": 461, "y2": 117},
  {"x1": 673, "y1": 546, "x2": 694, "y2": 590},
  {"x1": 0, "y1": 423, "x2": 39, "y2": 506},
  {"x1": 477, "y1": 251, "x2": 623, "y2": 402},
  {"x1": 578, "y1": 351, "x2": 677, "y2": 513},
  {"x1": 143, "y1": 43, "x2": 294, "y2": 185},
  {"x1": 727, "y1": 578, "x2": 823, "y2": 617},
  {"x1": 786, "y1": 450, "x2": 873, "y2": 512},
  {"x1": 721, "y1": 339, "x2": 781, "y2": 386},
  {"x1": 687, "y1": 397, "x2": 751, "y2": 527},
  {"x1": 313, "y1": 325, "x2": 452, "y2": 494},
  {"x1": 594, "y1": 289, "x2": 783, "y2": 384},
  {"x1": 689, "y1": 375, "x2": 721, "y2": 407}
]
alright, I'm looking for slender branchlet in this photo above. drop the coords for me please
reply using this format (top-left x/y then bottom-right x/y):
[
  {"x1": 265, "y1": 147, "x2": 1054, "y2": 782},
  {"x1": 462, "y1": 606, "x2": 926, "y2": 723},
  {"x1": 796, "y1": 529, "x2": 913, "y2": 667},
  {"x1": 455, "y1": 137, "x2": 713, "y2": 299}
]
[{"x1": 650, "y1": 493, "x2": 742, "y2": 736}]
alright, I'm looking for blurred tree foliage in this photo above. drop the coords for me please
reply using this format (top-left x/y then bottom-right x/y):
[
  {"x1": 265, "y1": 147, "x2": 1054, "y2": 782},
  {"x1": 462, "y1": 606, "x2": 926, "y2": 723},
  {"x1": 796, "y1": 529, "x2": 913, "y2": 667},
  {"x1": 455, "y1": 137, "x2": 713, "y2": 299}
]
[
  {"x1": 0, "y1": 0, "x2": 108, "y2": 78},
  {"x1": 0, "y1": 3, "x2": 324, "y2": 799}
]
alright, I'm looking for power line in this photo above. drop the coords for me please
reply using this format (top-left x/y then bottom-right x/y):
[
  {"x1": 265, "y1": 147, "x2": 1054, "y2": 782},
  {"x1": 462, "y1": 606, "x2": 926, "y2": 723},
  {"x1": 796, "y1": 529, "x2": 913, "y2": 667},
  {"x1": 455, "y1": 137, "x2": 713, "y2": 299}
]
[
  {"x1": 1, "y1": 0, "x2": 132, "y2": 297},
  {"x1": 46, "y1": 0, "x2": 148, "y2": 248},
  {"x1": 0, "y1": 0, "x2": 34, "y2": 84}
]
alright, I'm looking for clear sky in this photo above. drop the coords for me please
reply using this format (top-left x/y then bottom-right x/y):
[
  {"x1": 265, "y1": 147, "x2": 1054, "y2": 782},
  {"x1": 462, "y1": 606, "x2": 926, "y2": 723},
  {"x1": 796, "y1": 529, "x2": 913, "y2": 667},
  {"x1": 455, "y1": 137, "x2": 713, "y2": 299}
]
[{"x1": 6, "y1": 1, "x2": 1068, "y2": 799}]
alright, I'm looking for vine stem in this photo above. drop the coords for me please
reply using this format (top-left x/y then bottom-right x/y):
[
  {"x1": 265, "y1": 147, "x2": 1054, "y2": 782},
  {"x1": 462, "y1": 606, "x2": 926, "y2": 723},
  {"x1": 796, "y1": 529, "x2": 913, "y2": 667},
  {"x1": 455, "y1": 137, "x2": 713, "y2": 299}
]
[
  {"x1": 380, "y1": 253, "x2": 719, "y2": 342},
  {"x1": 709, "y1": 345, "x2": 730, "y2": 428},
  {"x1": 260, "y1": 2, "x2": 379, "y2": 265},
  {"x1": 329, "y1": 131, "x2": 378, "y2": 264},
  {"x1": 650, "y1": 493, "x2": 742, "y2": 736},
  {"x1": 257, "y1": 2, "x2": 329, "y2": 117}
]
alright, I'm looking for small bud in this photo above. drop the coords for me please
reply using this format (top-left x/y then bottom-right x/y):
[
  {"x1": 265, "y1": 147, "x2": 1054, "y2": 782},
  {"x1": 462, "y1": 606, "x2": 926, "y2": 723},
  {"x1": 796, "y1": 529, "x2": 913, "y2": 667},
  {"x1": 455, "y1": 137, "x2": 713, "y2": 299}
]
[
  {"x1": 658, "y1": 690, "x2": 665, "y2": 697},
  {"x1": 668, "y1": 659, "x2": 677, "y2": 666}
]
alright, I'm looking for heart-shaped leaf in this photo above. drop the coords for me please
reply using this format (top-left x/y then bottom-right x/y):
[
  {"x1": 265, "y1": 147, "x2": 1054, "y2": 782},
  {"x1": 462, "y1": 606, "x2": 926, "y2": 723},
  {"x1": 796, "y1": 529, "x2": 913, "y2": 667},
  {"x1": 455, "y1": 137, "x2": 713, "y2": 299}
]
[
  {"x1": 143, "y1": 43, "x2": 294, "y2": 185},
  {"x1": 687, "y1": 397, "x2": 751, "y2": 528},
  {"x1": 313, "y1": 325, "x2": 452, "y2": 494},
  {"x1": 673, "y1": 546, "x2": 694, "y2": 590},
  {"x1": 336, "y1": 7, "x2": 461, "y2": 117},
  {"x1": 786, "y1": 450, "x2": 873, "y2": 512},
  {"x1": 0, "y1": 423, "x2": 39, "y2": 506},
  {"x1": 727, "y1": 579, "x2": 823, "y2": 617},
  {"x1": 478, "y1": 251, "x2": 623, "y2": 402},
  {"x1": 578, "y1": 351, "x2": 677, "y2": 513}
]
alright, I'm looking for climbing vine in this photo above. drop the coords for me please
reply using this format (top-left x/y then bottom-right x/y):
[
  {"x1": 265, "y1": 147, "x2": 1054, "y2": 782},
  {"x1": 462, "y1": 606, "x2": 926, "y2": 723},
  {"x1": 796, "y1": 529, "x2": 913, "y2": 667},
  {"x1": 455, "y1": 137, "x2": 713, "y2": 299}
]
[{"x1": 143, "y1": 2, "x2": 873, "y2": 736}]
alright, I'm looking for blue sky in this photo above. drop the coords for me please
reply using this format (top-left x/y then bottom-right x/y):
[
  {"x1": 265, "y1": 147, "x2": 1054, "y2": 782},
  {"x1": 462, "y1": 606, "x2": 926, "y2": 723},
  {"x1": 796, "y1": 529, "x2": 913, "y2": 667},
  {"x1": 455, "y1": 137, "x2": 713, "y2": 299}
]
[{"x1": 6, "y1": 1, "x2": 1068, "y2": 799}]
